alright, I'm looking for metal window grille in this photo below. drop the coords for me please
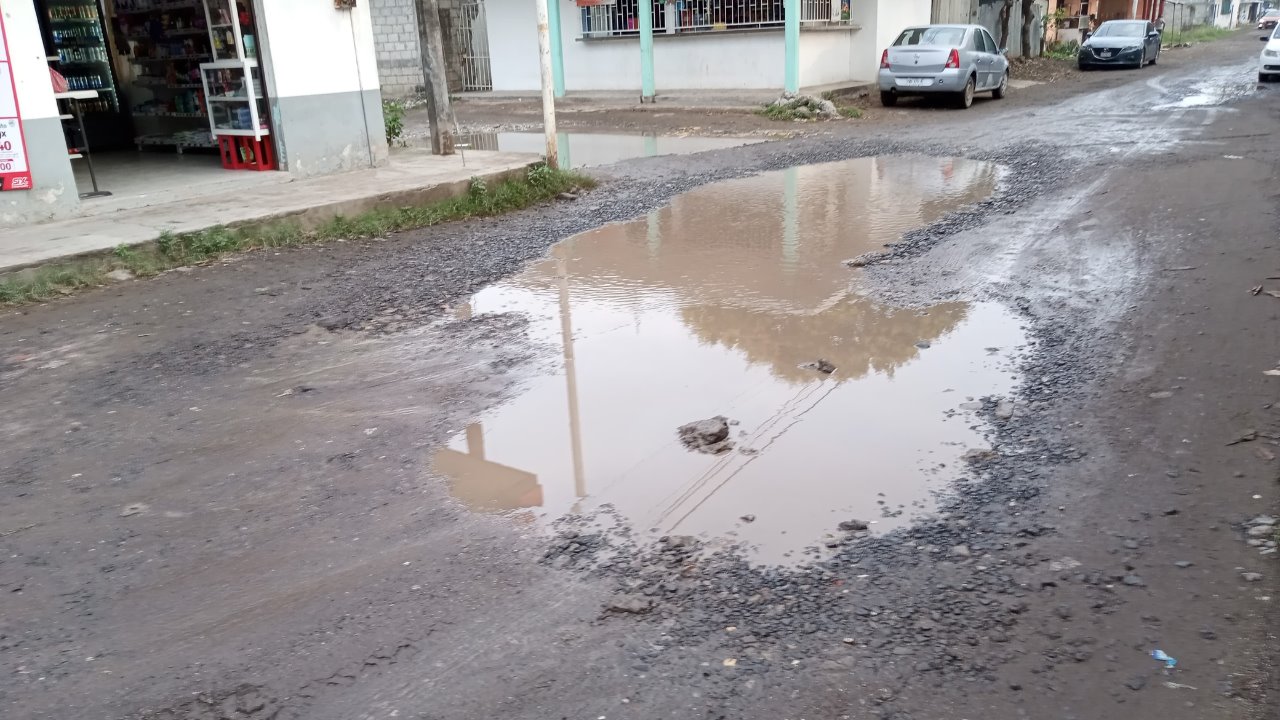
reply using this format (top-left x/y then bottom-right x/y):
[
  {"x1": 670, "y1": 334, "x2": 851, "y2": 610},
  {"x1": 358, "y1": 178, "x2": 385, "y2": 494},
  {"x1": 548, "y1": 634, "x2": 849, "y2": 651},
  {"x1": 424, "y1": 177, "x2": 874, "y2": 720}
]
[{"x1": 581, "y1": 0, "x2": 835, "y2": 38}]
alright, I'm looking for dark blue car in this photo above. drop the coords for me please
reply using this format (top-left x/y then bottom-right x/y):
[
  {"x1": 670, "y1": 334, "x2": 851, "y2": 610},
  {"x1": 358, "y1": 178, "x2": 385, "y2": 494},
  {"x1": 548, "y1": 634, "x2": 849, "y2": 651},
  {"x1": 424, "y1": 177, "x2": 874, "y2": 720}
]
[{"x1": 1078, "y1": 20, "x2": 1162, "y2": 70}]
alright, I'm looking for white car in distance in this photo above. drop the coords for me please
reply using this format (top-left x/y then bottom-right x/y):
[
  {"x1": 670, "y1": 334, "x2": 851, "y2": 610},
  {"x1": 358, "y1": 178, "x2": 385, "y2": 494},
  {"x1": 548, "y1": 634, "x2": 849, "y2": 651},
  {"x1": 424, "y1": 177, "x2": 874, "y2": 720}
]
[{"x1": 1260, "y1": 25, "x2": 1280, "y2": 82}]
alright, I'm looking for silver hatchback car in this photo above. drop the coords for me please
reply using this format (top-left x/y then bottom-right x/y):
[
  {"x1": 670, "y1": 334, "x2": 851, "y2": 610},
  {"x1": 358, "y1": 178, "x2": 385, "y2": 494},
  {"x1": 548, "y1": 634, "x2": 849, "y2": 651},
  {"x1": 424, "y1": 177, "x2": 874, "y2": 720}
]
[{"x1": 878, "y1": 24, "x2": 1010, "y2": 109}]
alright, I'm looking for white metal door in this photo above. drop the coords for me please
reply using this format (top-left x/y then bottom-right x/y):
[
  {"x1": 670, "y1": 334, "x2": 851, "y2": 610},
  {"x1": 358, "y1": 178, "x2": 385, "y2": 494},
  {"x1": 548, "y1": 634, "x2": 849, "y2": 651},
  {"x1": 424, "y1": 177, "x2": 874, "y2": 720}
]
[{"x1": 452, "y1": 0, "x2": 492, "y2": 92}]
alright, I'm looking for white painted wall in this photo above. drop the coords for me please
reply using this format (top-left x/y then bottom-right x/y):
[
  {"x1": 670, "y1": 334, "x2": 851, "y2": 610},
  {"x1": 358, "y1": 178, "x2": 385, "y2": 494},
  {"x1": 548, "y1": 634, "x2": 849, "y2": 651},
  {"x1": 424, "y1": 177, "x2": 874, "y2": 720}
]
[
  {"x1": 489, "y1": 0, "x2": 541, "y2": 91},
  {"x1": 3, "y1": 0, "x2": 58, "y2": 121},
  {"x1": 874, "y1": 0, "x2": 933, "y2": 59},
  {"x1": 799, "y1": 30, "x2": 862, "y2": 86},
  {"x1": 255, "y1": 0, "x2": 381, "y2": 98},
  {"x1": 487, "y1": 0, "x2": 925, "y2": 92}
]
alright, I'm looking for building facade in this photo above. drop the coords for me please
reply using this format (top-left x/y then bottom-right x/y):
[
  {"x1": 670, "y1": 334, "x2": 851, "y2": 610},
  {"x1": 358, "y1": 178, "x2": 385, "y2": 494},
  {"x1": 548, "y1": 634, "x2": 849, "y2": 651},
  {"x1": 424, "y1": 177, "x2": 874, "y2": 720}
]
[
  {"x1": 2, "y1": 0, "x2": 387, "y2": 227},
  {"x1": 485, "y1": 0, "x2": 930, "y2": 92}
]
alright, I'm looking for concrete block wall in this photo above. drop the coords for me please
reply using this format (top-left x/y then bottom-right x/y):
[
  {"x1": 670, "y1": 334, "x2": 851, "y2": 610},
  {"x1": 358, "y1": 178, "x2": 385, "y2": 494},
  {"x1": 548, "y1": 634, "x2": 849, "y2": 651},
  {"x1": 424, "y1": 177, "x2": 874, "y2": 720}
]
[
  {"x1": 370, "y1": 0, "x2": 467, "y2": 98},
  {"x1": 371, "y1": 0, "x2": 425, "y2": 97}
]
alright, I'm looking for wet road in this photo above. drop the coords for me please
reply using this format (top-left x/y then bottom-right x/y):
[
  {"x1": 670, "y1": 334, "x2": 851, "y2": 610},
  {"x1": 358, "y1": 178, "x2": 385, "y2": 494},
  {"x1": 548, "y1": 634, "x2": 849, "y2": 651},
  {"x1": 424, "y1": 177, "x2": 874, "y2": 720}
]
[{"x1": 2, "y1": 33, "x2": 1278, "y2": 720}]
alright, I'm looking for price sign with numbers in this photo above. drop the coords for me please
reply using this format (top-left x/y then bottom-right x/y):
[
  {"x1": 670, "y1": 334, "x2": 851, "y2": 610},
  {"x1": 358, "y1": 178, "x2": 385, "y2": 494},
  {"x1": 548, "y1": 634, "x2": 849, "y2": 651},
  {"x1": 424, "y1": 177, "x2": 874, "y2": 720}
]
[{"x1": 0, "y1": 11, "x2": 33, "y2": 191}]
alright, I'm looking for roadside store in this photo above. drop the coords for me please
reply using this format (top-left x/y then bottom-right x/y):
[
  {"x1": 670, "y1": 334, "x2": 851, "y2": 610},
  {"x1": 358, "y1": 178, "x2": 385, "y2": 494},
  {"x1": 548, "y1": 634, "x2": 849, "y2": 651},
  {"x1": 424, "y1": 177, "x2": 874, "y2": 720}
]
[{"x1": 1, "y1": 0, "x2": 387, "y2": 228}]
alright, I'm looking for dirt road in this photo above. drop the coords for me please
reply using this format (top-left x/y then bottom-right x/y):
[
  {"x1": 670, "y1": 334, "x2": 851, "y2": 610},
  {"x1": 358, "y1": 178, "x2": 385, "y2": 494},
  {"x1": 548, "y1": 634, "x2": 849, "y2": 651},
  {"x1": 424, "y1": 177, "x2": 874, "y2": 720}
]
[{"x1": 2, "y1": 33, "x2": 1278, "y2": 720}]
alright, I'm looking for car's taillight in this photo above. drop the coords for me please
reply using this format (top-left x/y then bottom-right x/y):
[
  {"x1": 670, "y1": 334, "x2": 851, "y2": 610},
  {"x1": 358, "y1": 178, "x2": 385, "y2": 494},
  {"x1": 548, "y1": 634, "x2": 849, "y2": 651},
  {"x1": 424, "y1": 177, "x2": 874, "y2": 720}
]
[
  {"x1": 945, "y1": 48, "x2": 960, "y2": 69},
  {"x1": 880, "y1": 49, "x2": 890, "y2": 69}
]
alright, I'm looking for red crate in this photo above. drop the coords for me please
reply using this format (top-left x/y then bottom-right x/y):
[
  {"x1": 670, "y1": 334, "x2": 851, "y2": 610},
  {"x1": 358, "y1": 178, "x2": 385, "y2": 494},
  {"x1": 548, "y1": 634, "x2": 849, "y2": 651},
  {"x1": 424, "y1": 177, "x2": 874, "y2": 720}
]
[{"x1": 217, "y1": 135, "x2": 276, "y2": 171}]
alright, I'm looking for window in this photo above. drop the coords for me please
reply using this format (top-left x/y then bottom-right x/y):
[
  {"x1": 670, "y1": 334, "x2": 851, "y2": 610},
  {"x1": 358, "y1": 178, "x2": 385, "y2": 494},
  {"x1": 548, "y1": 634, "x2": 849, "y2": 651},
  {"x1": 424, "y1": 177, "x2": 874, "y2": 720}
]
[
  {"x1": 980, "y1": 29, "x2": 998, "y2": 53},
  {"x1": 1094, "y1": 21, "x2": 1147, "y2": 36},
  {"x1": 893, "y1": 26, "x2": 968, "y2": 47},
  {"x1": 580, "y1": 0, "x2": 830, "y2": 38},
  {"x1": 1222, "y1": 2, "x2": 1232, "y2": 15}
]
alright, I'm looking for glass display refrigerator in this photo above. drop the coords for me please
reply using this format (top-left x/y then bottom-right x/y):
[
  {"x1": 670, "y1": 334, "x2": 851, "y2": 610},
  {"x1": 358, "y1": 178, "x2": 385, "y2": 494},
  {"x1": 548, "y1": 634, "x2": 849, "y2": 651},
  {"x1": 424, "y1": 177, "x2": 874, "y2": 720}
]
[{"x1": 38, "y1": 0, "x2": 129, "y2": 149}]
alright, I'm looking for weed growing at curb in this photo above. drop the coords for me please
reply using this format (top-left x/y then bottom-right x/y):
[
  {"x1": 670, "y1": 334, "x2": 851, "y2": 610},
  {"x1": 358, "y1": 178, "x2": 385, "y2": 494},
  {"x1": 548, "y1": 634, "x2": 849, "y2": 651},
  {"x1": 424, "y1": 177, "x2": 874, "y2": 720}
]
[{"x1": 0, "y1": 166, "x2": 593, "y2": 306}]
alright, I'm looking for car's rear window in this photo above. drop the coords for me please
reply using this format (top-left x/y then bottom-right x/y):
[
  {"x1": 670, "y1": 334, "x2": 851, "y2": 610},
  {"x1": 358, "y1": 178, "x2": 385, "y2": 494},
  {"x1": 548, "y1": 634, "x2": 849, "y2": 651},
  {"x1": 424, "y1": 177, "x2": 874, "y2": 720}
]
[
  {"x1": 893, "y1": 27, "x2": 967, "y2": 47},
  {"x1": 1094, "y1": 21, "x2": 1147, "y2": 37}
]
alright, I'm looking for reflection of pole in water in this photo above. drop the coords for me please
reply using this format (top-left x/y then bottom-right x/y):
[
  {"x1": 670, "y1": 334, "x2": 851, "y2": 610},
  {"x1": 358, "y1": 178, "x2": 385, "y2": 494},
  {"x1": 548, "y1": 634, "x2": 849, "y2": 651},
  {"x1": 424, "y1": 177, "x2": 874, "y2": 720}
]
[
  {"x1": 646, "y1": 209, "x2": 661, "y2": 257},
  {"x1": 556, "y1": 245, "x2": 587, "y2": 500},
  {"x1": 782, "y1": 166, "x2": 798, "y2": 270},
  {"x1": 466, "y1": 423, "x2": 485, "y2": 457},
  {"x1": 557, "y1": 132, "x2": 571, "y2": 169},
  {"x1": 643, "y1": 134, "x2": 658, "y2": 158}
]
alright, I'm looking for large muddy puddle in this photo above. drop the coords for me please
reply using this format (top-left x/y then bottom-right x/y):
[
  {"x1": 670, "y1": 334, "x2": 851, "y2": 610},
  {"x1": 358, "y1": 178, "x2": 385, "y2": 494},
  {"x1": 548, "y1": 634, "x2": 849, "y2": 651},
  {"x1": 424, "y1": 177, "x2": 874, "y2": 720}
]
[
  {"x1": 434, "y1": 156, "x2": 1025, "y2": 563},
  {"x1": 459, "y1": 131, "x2": 762, "y2": 168}
]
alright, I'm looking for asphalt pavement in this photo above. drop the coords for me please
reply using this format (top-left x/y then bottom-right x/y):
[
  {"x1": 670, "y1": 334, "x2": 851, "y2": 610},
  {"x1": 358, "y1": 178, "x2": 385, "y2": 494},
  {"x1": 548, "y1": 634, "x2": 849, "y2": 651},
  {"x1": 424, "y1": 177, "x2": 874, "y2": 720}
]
[{"x1": 1, "y1": 31, "x2": 1277, "y2": 720}]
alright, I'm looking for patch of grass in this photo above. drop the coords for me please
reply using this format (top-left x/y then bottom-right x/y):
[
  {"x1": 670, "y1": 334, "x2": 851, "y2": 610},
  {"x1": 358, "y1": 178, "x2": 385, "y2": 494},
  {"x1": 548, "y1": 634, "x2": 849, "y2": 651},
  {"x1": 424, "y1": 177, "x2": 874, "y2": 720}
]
[
  {"x1": 1045, "y1": 41, "x2": 1078, "y2": 60},
  {"x1": 382, "y1": 100, "x2": 406, "y2": 146},
  {"x1": 838, "y1": 106, "x2": 863, "y2": 119},
  {"x1": 0, "y1": 165, "x2": 593, "y2": 307},
  {"x1": 1166, "y1": 25, "x2": 1234, "y2": 45}
]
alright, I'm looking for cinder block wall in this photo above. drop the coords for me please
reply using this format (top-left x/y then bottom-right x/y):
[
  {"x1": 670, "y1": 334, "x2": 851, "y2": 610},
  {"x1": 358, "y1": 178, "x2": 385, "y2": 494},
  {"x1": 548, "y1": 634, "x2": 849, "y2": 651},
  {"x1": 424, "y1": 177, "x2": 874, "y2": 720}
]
[
  {"x1": 370, "y1": 0, "x2": 426, "y2": 97},
  {"x1": 370, "y1": 0, "x2": 467, "y2": 98}
]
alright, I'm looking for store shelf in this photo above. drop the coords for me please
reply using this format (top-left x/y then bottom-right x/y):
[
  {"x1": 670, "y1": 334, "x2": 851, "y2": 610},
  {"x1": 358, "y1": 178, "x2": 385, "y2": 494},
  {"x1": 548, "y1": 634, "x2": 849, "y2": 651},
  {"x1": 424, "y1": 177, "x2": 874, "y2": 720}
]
[
  {"x1": 207, "y1": 96, "x2": 255, "y2": 103},
  {"x1": 67, "y1": 153, "x2": 84, "y2": 159},
  {"x1": 128, "y1": 28, "x2": 208, "y2": 39},
  {"x1": 136, "y1": 133, "x2": 216, "y2": 148},
  {"x1": 201, "y1": 58, "x2": 258, "y2": 70},
  {"x1": 135, "y1": 55, "x2": 212, "y2": 63},
  {"x1": 135, "y1": 111, "x2": 208, "y2": 118},
  {"x1": 116, "y1": 2, "x2": 202, "y2": 15},
  {"x1": 50, "y1": 18, "x2": 101, "y2": 24},
  {"x1": 212, "y1": 128, "x2": 270, "y2": 137},
  {"x1": 135, "y1": 80, "x2": 203, "y2": 89}
]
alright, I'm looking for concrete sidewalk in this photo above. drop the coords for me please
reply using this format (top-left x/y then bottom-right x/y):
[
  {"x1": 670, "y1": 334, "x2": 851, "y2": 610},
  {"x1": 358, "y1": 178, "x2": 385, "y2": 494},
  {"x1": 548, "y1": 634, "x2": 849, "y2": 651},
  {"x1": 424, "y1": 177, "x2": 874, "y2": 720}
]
[
  {"x1": 0, "y1": 148, "x2": 539, "y2": 273},
  {"x1": 454, "y1": 82, "x2": 877, "y2": 112}
]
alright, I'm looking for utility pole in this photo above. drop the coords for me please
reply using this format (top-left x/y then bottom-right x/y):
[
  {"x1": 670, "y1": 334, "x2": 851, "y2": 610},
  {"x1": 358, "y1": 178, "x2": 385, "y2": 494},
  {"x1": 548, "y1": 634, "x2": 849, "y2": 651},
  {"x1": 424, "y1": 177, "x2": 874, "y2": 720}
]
[
  {"x1": 535, "y1": 0, "x2": 559, "y2": 168},
  {"x1": 415, "y1": 0, "x2": 456, "y2": 155}
]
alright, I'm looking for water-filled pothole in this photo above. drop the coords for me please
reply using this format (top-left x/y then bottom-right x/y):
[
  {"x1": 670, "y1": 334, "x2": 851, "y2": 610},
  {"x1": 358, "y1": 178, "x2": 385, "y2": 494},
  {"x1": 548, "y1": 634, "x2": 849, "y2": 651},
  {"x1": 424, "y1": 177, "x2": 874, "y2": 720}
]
[{"x1": 434, "y1": 156, "x2": 1025, "y2": 563}]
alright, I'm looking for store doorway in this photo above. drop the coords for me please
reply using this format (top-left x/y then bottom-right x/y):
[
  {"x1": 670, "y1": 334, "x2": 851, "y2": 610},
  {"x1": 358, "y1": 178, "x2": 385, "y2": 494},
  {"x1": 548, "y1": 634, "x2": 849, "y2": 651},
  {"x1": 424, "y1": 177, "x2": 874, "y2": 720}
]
[{"x1": 39, "y1": 0, "x2": 279, "y2": 209}]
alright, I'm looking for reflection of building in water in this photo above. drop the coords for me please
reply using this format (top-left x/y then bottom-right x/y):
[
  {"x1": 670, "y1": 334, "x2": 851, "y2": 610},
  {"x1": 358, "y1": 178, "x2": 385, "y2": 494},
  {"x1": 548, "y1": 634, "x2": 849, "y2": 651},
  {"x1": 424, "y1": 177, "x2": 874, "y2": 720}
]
[
  {"x1": 430, "y1": 157, "x2": 1011, "y2": 557},
  {"x1": 682, "y1": 299, "x2": 968, "y2": 384},
  {"x1": 515, "y1": 156, "x2": 998, "y2": 319},
  {"x1": 434, "y1": 424, "x2": 543, "y2": 512}
]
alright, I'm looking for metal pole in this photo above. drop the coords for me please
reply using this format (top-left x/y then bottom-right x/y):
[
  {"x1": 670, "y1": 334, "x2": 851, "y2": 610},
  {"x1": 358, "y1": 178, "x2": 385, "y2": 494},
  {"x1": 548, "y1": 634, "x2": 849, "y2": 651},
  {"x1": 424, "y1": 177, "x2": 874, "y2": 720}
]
[
  {"x1": 639, "y1": 0, "x2": 655, "y2": 101},
  {"x1": 535, "y1": 0, "x2": 560, "y2": 168},
  {"x1": 784, "y1": 0, "x2": 800, "y2": 93},
  {"x1": 547, "y1": 0, "x2": 566, "y2": 97}
]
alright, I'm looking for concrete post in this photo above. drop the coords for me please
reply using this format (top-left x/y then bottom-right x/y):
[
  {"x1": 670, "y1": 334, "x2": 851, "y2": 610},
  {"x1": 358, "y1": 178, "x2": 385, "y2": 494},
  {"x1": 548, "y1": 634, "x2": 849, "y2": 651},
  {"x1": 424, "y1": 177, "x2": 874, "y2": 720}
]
[
  {"x1": 639, "y1": 0, "x2": 656, "y2": 101},
  {"x1": 415, "y1": 0, "x2": 457, "y2": 155},
  {"x1": 548, "y1": 0, "x2": 566, "y2": 97},
  {"x1": 535, "y1": 0, "x2": 560, "y2": 167},
  {"x1": 784, "y1": 0, "x2": 800, "y2": 93}
]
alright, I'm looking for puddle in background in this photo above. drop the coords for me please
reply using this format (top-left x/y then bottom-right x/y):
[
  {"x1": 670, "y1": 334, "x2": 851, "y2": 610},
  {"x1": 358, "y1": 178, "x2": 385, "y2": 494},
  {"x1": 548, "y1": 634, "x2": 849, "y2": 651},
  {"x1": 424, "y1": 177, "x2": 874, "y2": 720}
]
[
  {"x1": 459, "y1": 131, "x2": 762, "y2": 168},
  {"x1": 433, "y1": 156, "x2": 1024, "y2": 564},
  {"x1": 1156, "y1": 72, "x2": 1257, "y2": 109}
]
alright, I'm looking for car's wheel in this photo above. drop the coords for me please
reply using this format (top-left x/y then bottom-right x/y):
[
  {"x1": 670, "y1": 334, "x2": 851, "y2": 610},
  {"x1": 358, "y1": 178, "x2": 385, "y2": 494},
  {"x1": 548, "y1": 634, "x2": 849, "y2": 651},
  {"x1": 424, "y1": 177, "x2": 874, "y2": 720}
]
[
  {"x1": 880, "y1": 91, "x2": 898, "y2": 107},
  {"x1": 956, "y1": 75, "x2": 975, "y2": 109},
  {"x1": 1136, "y1": 50, "x2": 1146, "y2": 69},
  {"x1": 1078, "y1": 62, "x2": 1091, "y2": 71},
  {"x1": 992, "y1": 71, "x2": 1009, "y2": 99},
  {"x1": 1261, "y1": 73, "x2": 1273, "y2": 83}
]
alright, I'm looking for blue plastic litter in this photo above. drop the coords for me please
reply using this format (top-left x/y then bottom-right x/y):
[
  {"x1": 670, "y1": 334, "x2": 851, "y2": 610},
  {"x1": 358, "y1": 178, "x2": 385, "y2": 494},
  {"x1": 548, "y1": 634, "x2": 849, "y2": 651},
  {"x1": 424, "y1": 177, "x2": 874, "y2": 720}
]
[{"x1": 1151, "y1": 649, "x2": 1177, "y2": 669}]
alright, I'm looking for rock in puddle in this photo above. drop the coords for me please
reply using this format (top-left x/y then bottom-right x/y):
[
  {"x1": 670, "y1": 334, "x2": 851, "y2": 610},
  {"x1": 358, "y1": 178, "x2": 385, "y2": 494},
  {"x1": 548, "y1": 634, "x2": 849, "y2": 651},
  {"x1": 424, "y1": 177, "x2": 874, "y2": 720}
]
[
  {"x1": 677, "y1": 416, "x2": 735, "y2": 455},
  {"x1": 799, "y1": 359, "x2": 837, "y2": 374}
]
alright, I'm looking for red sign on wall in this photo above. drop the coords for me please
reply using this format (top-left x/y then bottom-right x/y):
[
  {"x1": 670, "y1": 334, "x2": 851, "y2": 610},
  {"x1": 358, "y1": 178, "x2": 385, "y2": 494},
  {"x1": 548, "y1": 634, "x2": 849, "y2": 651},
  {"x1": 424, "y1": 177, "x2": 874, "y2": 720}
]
[{"x1": 0, "y1": 11, "x2": 34, "y2": 192}]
